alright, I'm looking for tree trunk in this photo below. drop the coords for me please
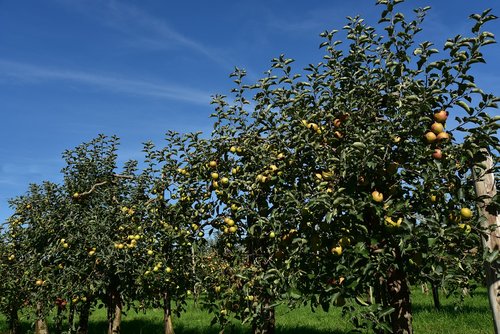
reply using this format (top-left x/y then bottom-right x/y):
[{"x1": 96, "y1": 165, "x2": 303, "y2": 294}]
[
  {"x1": 252, "y1": 301, "x2": 275, "y2": 334},
  {"x1": 35, "y1": 303, "x2": 49, "y2": 334},
  {"x1": 68, "y1": 303, "x2": 76, "y2": 334},
  {"x1": 107, "y1": 290, "x2": 122, "y2": 334},
  {"x1": 77, "y1": 301, "x2": 91, "y2": 334},
  {"x1": 431, "y1": 283, "x2": 440, "y2": 310},
  {"x1": 163, "y1": 292, "x2": 175, "y2": 334},
  {"x1": 54, "y1": 306, "x2": 63, "y2": 334},
  {"x1": 387, "y1": 266, "x2": 413, "y2": 334},
  {"x1": 473, "y1": 149, "x2": 500, "y2": 333},
  {"x1": 8, "y1": 307, "x2": 20, "y2": 334}
]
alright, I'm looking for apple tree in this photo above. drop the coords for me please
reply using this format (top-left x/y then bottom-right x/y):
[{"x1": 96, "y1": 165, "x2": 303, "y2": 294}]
[
  {"x1": 202, "y1": 1, "x2": 499, "y2": 333},
  {"x1": 132, "y1": 131, "x2": 213, "y2": 334}
]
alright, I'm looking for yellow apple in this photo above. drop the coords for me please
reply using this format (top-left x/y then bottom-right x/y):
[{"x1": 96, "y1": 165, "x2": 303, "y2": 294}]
[
  {"x1": 436, "y1": 132, "x2": 450, "y2": 141},
  {"x1": 430, "y1": 122, "x2": 444, "y2": 134},
  {"x1": 424, "y1": 131, "x2": 437, "y2": 143},
  {"x1": 371, "y1": 190, "x2": 384, "y2": 203},
  {"x1": 460, "y1": 207, "x2": 473, "y2": 220},
  {"x1": 331, "y1": 245, "x2": 342, "y2": 256}
]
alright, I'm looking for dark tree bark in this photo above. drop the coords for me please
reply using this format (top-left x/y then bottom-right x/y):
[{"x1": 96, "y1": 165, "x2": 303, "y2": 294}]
[
  {"x1": 8, "y1": 307, "x2": 20, "y2": 334},
  {"x1": 431, "y1": 283, "x2": 440, "y2": 310},
  {"x1": 387, "y1": 264, "x2": 413, "y2": 334},
  {"x1": 77, "y1": 301, "x2": 91, "y2": 334}
]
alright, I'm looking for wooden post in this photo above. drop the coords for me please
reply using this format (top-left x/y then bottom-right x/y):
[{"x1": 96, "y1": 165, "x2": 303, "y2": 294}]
[{"x1": 473, "y1": 149, "x2": 500, "y2": 333}]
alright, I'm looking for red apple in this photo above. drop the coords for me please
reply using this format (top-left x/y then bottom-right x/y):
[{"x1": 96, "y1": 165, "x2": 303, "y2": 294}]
[
  {"x1": 432, "y1": 148, "x2": 442, "y2": 159},
  {"x1": 434, "y1": 110, "x2": 448, "y2": 123}
]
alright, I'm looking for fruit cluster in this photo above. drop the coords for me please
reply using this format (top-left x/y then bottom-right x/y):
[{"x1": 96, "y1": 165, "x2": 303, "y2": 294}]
[{"x1": 424, "y1": 110, "x2": 450, "y2": 159}]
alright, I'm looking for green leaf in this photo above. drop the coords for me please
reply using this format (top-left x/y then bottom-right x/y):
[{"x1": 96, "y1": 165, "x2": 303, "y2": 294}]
[{"x1": 456, "y1": 101, "x2": 472, "y2": 115}]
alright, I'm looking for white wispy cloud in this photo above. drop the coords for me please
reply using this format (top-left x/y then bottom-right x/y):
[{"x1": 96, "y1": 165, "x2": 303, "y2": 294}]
[
  {"x1": 53, "y1": 0, "x2": 237, "y2": 71},
  {"x1": 0, "y1": 59, "x2": 212, "y2": 105}
]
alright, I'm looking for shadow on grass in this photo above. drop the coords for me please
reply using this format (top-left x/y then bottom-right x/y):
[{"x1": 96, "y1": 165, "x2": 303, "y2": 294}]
[{"x1": 83, "y1": 320, "x2": 346, "y2": 334}]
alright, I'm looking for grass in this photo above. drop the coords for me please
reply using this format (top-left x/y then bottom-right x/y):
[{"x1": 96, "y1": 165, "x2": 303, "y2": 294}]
[{"x1": 0, "y1": 288, "x2": 492, "y2": 333}]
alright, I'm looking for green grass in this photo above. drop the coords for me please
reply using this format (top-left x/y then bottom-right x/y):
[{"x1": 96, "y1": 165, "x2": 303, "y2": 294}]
[{"x1": 0, "y1": 288, "x2": 492, "y2": 333}]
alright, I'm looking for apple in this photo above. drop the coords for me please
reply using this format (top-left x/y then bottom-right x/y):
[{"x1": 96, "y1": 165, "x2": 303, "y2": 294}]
[
  {"x1": 434, "y1": 110, "x2": 448, "y2": 123},
  {"x1": 147, "y1": 250, "x2": 154, "y2": 256},
  {"x1": 211, "y1": 172, "x2": 219, "y2": 180},
  {"x1": 230, "y1": 146, "x2": 237, "y2": 153},
  {"x1": 392, "y1": 136, "x2": 401, "y2": 143},
  {"x1": 224, "y1": 217, "x2": 235, "y2": 226},
  {"x1": 35, "y1": 279, "x2": 44, "y2": 286},
  {"x1": 208, "y1": 160, "x2": 217, "y2": 168},
  {"x1": 229, "y1": 226, "x2": 238, "y2": 233},
  {"x1": 230, "y1": 203, "x2": 239, "y2": 211},
  {"x1": 371, "y1": 190, "x2": 384, "y2": 203},
  {"x1": 331, "y1": 245, "x2": 342, "y2": 256},
  {"x1": 308, "y1": 122, "x2": 319, "y2": 131},
  {"x1": 430, "y1": 194, "x2": 437, "y2": 202},
  {"x1": 165, "y1": 267, "x2": 172, "y2": 273},
  {"x1": 430, "y1": 122, "x2": 444, "y2": 134},
  {"x1": 436, "y1": 132, "x2": 450, "y2": 141},
  {"x1": 424, "y1": 132, "x2": 437, "y2": 143},
  {"x1": 277, "y1": 152, "x2": 285, "y2": 160},
  {"x1": 432, "y1": 148, "x2": 442, "y2": 159},
  {"x1": 62, "y1": 243, "x2": 69, "y2": 249},
  {"x1": 215, "y1": 286, "x2": 221, "y2": 293},
  {"x1": 458, "y1": 223, "x2": 472, "y2": 234},
  {"x1": 72, "y1": 192, "x2": 80, "y2": 199},
  {"x1": 269, "y1": 231, "x2": 276, "y2": 238},
  {"x1": 460, "y1": 207, "x2": 473, "y2": 219},
  {"x1": 221, "y1": 177, "x2": 229, "y2": 185}
]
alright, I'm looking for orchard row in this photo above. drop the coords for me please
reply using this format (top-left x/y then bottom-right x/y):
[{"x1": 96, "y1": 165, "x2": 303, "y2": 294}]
[{"x1": 1, "y1": 2, "x2": 499, "y2": 334}]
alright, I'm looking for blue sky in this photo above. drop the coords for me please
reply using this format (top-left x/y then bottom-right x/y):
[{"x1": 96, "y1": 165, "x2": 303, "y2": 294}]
[{"x1": 1, "y1": 0, "x2": 499, "y2": 222}]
